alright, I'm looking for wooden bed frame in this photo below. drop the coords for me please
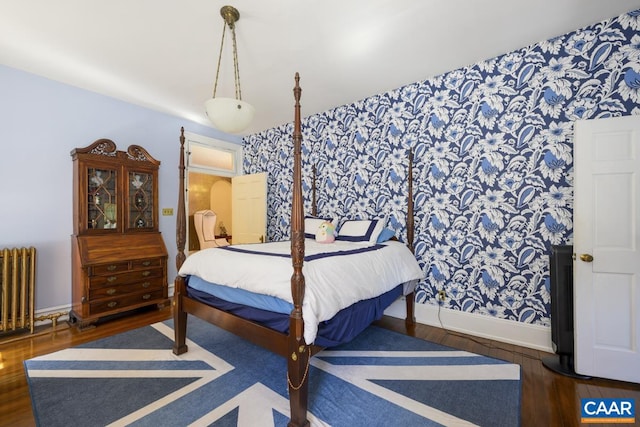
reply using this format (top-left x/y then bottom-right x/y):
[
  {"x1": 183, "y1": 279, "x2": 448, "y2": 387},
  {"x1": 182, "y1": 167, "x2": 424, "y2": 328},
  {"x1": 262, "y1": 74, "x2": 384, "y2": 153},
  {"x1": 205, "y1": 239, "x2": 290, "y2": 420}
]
[{"x1": 172, "y1": 73, "x2": 415, "y2": 427}]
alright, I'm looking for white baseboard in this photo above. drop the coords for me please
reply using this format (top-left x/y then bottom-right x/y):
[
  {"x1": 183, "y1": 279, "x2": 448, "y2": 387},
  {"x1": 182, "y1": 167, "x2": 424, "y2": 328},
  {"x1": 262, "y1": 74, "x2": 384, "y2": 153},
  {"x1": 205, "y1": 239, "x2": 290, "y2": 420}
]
[
  {"x1": 384, "y1": 297, "x2": 553, "y2": 353},
  {"x1": 34, "y1": 305, "x2": 70, "y2": 326}
]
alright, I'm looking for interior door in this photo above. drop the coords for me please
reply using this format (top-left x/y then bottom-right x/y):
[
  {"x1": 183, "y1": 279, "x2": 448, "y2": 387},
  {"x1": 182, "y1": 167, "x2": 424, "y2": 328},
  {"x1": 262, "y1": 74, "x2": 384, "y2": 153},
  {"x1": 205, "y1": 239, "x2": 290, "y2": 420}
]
[
  {"x1": 574, "y1": 115, "x2": 640, "y2": 383},
  {"x1": 232, "y1": 172, "x2": 267, "y2": 244}
]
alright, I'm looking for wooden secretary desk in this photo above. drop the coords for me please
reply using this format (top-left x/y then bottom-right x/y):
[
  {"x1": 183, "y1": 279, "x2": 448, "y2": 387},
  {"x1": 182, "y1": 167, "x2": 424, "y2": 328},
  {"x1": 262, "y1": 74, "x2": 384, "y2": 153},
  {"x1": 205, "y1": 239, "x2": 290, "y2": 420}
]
[{"x1": 70, "y1": 139, "x2": 168, "y2": 329}]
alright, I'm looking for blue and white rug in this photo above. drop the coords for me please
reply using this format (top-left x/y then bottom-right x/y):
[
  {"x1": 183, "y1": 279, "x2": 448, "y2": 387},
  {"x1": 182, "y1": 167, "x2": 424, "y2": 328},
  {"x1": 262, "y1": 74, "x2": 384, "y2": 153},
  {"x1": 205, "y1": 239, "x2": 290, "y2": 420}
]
[{"x1": 24, "y1": 316, "x2": 521, "y2": 426}]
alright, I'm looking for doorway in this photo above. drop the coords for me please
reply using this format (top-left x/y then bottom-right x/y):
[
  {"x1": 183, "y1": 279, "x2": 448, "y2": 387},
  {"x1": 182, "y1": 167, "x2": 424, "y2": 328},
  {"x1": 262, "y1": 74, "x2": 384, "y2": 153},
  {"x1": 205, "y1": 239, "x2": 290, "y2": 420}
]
[
  {"x1": 188, "y1": 172, "x2": 232, "y2": 251},
  {"x1": 184, "y1": 132, "x2": 242, "y2": 252}
]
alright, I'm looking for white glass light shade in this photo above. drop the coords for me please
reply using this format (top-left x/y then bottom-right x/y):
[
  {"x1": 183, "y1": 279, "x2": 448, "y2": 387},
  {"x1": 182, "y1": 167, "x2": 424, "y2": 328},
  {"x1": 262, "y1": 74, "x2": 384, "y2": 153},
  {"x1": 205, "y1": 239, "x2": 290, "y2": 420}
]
[{"x1": 205, "y1": 97, "x2": 255, "y2": 134}]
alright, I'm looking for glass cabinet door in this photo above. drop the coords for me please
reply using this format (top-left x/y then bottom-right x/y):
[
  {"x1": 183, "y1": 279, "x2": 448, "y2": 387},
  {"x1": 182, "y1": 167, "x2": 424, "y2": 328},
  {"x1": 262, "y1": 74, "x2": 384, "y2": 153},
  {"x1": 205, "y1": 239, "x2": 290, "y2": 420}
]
[
  {"x1": 87, "y1": 167, "x2": 118, "y2": 230},
  {"x1": 128, "y1": 171, "x2": 154, "y2": 229}
]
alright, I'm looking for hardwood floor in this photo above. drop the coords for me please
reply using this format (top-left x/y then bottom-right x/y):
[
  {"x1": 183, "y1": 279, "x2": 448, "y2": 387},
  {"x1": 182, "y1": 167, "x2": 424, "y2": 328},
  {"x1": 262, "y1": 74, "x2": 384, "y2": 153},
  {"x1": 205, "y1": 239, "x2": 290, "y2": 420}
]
[
  {"x1": 376, "y1": 316, "x2": 640, "y2": 427},
  {"x1": 0, "y1": 306, "x2": 173, "y2": 427},
  {"x1": 1, "y1": 307, "x2": 638, "y2": 427}
]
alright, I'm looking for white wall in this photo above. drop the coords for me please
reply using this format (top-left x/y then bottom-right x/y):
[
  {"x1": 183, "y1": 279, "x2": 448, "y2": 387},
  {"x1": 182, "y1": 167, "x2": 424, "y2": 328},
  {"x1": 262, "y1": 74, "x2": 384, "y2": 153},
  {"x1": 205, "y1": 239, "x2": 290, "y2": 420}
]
[{"x1": 0, "y1": 64, "x2": 242, "y2": 315}]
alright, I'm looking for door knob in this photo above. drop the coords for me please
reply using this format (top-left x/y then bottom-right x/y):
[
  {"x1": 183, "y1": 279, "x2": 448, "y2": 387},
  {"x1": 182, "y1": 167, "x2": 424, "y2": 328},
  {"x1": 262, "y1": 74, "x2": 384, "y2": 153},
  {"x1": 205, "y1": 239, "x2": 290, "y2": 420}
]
[{"x1": 580, "y1": 253, "x2": 594, "y2": 262}]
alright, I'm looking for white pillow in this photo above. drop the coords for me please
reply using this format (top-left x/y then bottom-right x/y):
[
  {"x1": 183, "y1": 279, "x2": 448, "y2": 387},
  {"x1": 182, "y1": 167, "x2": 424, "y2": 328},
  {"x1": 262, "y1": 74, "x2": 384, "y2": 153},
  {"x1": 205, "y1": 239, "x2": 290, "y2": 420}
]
[
  {"x1": 304, "y1": 216, "x2": 336, "y2": 239},
  {"x1": 337, "y1": 218, "x2": 386, "y2": 244}
]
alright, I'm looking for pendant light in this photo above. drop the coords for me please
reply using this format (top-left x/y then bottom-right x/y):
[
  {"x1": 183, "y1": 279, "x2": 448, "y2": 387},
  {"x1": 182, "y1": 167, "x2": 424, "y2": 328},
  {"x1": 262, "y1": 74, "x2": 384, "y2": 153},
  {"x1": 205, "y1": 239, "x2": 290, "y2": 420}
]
[{"x1": 205, "y1": 6, "x2": 255, "y2": 134}]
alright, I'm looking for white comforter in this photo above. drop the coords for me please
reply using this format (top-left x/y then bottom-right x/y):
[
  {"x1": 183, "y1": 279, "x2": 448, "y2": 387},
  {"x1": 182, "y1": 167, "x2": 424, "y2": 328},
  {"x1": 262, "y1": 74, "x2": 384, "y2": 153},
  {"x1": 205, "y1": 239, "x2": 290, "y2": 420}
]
[{"x1": 178, "y1": 239, "x2": 424, "y2": 344}]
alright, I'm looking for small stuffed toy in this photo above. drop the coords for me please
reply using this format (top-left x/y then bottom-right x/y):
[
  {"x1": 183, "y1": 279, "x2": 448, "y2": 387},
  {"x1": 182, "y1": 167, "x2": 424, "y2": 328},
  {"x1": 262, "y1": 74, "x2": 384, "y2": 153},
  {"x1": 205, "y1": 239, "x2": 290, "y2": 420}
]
[{"x1": 315, "y1": 220, "x2": 336, "y2": 243}]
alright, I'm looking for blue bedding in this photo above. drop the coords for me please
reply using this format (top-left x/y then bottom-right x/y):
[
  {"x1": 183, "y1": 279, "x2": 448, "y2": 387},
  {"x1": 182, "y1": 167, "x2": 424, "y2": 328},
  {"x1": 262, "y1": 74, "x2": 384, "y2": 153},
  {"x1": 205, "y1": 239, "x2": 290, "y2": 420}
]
[
  {"x1": 185, "y1": 277, "x2": 403, "y2": 348},
  {"x1": 188, "y1": 275, "x2": 293, "y2": 314}
]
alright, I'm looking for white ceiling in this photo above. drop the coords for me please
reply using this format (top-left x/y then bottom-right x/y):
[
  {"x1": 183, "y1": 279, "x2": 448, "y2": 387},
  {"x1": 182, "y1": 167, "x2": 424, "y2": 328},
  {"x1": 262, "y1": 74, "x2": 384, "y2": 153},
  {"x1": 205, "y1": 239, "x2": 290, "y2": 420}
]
[{"x1": 2, "y1": 1, "x2": 640, "y2": 135}]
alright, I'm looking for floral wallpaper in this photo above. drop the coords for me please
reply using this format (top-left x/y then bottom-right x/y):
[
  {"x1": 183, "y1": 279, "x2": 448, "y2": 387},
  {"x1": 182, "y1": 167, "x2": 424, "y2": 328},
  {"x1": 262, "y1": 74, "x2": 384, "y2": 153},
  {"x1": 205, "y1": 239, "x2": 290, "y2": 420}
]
[{"x1": 243, "y1": 9, "x2": 640, "y2": 327}]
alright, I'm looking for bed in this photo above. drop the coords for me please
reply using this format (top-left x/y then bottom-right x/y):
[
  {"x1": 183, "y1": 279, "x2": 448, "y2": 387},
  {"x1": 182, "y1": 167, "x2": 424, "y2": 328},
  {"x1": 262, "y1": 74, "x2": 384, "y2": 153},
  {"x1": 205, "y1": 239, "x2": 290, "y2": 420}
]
[{"x1": 172, "y1": 73, "x2": 422, "y2": 427}]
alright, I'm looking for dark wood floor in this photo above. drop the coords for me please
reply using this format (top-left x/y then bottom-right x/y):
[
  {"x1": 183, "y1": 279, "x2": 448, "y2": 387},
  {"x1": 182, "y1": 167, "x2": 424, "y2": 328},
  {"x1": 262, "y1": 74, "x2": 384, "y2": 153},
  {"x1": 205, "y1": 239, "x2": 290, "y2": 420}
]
[{"x1": 1, "y1": 306, "x2": 638, "y2": 427}]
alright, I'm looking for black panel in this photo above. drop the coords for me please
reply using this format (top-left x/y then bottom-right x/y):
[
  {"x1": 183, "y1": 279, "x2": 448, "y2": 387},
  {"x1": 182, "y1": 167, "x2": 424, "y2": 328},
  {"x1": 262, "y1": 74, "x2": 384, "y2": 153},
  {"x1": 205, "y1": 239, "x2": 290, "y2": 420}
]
[
  {"x1": 542, "y1": 245, "x2": 589, "y2": 378},
  {"x1": 549, "y1": 245, "x2": 574, "y2": 355}
]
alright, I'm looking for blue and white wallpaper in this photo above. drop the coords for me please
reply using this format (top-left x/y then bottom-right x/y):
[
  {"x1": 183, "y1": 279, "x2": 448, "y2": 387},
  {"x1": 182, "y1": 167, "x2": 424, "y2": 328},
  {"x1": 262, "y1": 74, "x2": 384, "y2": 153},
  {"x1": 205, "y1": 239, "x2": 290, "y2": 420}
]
[{"x1": 243, "y1": 9, "x2": 640, "y2": 327}]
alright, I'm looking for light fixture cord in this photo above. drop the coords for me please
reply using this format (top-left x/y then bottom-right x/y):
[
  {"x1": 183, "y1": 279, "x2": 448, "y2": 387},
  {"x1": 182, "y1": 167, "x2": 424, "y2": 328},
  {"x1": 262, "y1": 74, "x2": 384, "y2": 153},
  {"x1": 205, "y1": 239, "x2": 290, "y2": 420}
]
[
  {"x1": 212, "y1": 17, "x2": 243, "y2": 101},
  {"x1": 230, "y1": 21, "x2": 242, "y2": 101},
  {"x1": 212, "y1": 22, "x2": 227, "y2": 98}
]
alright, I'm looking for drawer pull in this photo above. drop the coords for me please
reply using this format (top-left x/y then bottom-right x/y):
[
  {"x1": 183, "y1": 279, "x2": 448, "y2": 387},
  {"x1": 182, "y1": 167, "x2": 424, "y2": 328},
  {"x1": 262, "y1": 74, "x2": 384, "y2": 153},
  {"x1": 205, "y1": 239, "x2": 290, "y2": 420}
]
[
  {"x1": 107, "y1": 301, "x2": 117, "y2": 308},
  {"x1": 142, "y1": 261, "x2": 151, "y2": 266},
  {"x1": 107, "y1": 265, "x2": 117, "y2": 271},
  {"x1": 142, "y1": 271, "x2": 151, "y2": 277},
  {"x1": 106, "y1": 288, "x2": 117, "y2": 295},
  {"x1": 142, "y1": 281, "x2": 151, "y2": 288},
  {"x1": 107, "y1": 276, "x2": 117, "y2": 283},
  {"x1": 142, "y1": 294, "x2": 152, "y2": 300}
]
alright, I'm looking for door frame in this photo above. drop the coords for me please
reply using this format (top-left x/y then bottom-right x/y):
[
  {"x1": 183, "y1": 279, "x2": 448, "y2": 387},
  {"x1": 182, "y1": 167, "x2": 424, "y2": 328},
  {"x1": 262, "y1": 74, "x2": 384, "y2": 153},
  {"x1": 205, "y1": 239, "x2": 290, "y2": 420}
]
[{"x1": 183, "y1": 132, "x2": 243, "y2": 250}]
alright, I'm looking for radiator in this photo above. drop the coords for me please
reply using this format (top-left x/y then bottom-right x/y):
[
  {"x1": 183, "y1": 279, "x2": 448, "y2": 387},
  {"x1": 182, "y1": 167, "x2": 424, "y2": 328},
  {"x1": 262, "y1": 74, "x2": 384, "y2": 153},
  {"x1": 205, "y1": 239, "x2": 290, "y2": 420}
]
[{"x1": 0, "y1": 247, "x2": 36, "y2": 334}]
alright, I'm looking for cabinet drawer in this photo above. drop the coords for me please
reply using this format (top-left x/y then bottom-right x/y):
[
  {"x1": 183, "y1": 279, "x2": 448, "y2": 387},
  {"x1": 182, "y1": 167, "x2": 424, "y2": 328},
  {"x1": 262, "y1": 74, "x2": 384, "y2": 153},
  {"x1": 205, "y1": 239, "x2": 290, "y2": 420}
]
[
  {"x1": 89, "y1": 268, "x2": 163, "y2": 288},
  {"x1": 132, "y1": 258, "x2": 163, "y2": 269},
  {"x1": 89, "y1": 289, "x2": 165, "y2": 315},
  {"x1": 92, "y1": 262, "x2": 129, "y2": 275},
  {"x1": 88, "y1": 277, "x2": 164, "y2": 299}
]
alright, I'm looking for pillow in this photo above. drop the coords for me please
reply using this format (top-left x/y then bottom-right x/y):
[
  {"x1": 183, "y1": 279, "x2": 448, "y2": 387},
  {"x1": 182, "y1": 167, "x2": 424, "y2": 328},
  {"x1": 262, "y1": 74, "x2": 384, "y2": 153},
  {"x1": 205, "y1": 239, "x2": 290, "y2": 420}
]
[
  {"x1": 376, "y1": 227, "x2": 396, "y2": 243},
  {"x1": 304, "y1": 216, "x2": 336, "y2": 239},
  {"x1": 315, "y1": 221, "x2": 336, "y2": 243},
  {"x1": 337, "y1": 218, "x2": 386, "y2": 244}
]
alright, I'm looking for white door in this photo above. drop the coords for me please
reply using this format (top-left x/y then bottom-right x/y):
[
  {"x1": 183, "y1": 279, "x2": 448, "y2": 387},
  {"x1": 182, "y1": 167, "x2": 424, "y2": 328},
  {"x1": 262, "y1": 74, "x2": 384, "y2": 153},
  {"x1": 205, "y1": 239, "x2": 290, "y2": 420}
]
[
  {"x1": 574, "y1": 115, "x2": 640, "y2": 383},
  {"x1": 232, "y1": 172, "x2": 267, "y2": 244}
]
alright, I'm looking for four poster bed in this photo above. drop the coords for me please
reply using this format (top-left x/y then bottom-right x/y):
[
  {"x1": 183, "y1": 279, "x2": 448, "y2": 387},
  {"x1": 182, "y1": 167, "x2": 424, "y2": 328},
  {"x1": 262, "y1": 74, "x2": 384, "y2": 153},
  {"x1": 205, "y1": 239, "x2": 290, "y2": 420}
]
[{"x1": 172, "y1": 73, "x2": 422, "y2": 427}]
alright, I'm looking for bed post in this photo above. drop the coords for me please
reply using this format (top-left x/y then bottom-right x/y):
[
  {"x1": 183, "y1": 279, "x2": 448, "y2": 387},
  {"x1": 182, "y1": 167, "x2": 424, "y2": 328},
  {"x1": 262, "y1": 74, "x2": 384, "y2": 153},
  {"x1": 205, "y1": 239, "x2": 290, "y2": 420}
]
[
  {"x1": 288, "y1": 73, "x2": 310, "y2": 427},
  {"x1": 405, "y1": 148, "x2": 416, "y2": 328},
  {"x1": 173, "y1": 127, "x2": 188, "y2": 355},
  {"x1": 311, "y1": 164, "x2": 317, "y2": 217},
  {"x1": 175, "y1": 127, "x2": 187, "y2": 270}
]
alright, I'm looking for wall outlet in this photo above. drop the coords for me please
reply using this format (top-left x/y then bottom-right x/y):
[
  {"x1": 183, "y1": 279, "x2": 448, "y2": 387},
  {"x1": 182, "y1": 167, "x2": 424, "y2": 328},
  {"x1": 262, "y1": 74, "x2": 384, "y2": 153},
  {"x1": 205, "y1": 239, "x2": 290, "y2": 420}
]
[
  {"x1": 162, "y1": 208, "x2": 174, "y2": 216},
  {"x1": 437, "y1": 289, "x2": 446, "y2": 301}
]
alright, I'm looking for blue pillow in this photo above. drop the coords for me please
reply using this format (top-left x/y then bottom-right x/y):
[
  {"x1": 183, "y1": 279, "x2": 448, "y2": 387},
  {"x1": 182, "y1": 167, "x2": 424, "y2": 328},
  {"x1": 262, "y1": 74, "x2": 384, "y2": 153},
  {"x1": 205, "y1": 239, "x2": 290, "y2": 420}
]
[{"x1": 376, "y1": 228, "x2": 396, "y2": 243}]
